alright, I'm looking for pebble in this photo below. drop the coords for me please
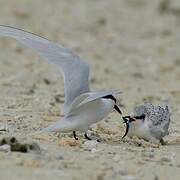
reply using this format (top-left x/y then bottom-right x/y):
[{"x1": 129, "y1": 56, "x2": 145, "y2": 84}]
[
  {"x1": 0, "y1": 144, "x2": 11, "y2": 152},
  {"x1": 0, "y1": 136, "x2": 41, "y2": 153},
  {"x1": 82, "y1": 140, "x2": 99, "y2": 152}
]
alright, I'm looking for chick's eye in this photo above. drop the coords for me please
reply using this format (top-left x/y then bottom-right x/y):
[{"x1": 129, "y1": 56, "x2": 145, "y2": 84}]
[{"x1": 134, "y1": 114, "x2": 145, "y2": 120}]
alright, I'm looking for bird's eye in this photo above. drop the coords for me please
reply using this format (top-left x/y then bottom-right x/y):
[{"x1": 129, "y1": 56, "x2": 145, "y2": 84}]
[{"x1": 134, "y1": 114, "x2": 145, "y2": 120}]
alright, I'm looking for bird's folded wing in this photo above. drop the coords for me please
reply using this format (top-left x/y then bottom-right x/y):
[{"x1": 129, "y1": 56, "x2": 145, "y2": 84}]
[
  {"x1": 67, "y1": 90, "x2": 122, "y2": 114},
  {"x1": 0, "y1": 25, "x2": 90, "y2": 112},
  {"x1": 66, "y1": 93, "x2": 90, "y2": 114},
  {"x1": 80, "y1": 90, "x2": 122, "y2": 105}
]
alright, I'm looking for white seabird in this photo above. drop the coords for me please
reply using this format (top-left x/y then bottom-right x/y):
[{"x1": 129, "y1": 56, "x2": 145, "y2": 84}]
[
  {"x1": 0, "y1": 25, "x2": 123, "y2": 140},
  {"x1": 122, "y1": 103, "x2": 170, "y2": 144}
]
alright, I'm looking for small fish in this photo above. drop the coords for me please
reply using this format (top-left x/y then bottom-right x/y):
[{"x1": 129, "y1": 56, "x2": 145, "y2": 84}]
[{"x1": 122, "y1": 103, "x2": 171, "y2": 144}]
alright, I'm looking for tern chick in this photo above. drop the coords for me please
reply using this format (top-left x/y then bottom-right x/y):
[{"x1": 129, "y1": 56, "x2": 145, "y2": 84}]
[
  {"x1": 0, "y1": 26, "x2": 123, "y2": 140},
  {"x1": 122, "y1": 103, "x2": 171, "y2": 144}
]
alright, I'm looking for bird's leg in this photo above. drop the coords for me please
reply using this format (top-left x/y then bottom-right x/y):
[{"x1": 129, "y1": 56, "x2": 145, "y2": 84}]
[
  {"x1": 160, "y1": 138, "x2": 166, "y2": 145},
  {"x1": 73, "y1": 131, "x2": 78, "y2": 140},
  {"x1": 84, "y1": 132, "x2": 92, "y2": 140}
]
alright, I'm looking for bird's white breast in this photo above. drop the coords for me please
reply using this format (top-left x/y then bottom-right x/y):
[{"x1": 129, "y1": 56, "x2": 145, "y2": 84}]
[
  {"x1": 66, "y1": 98, "x2": 115, "y2": 131},
  {"x1": 128, "y1": 120, "x2": 152, "y2": 141}
]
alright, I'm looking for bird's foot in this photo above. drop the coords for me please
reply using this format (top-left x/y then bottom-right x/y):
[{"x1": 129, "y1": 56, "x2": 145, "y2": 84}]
[
  {"x1": 84, "y1": 133, "x2": 101, "y2": 142},
  {"x1": 160, "y1": 138, "x2": 166, "y2": 145},
  {"x1": 84, "y1": 133, "x2": 92, "y2": 140}
]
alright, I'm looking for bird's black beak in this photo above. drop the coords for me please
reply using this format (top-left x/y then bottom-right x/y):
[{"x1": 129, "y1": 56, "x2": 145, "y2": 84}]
[
  {"x1": 122, "y1": 116, "x2": 135, "y2": 139},
  {"x1": 114, "y1": 105, "x2": 122, "y2": 114}
]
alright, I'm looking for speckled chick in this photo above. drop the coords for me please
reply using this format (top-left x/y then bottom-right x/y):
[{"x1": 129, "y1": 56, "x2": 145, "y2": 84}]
[{"x1": 127, "y1": 103, "x2": 171, "y2": 144}]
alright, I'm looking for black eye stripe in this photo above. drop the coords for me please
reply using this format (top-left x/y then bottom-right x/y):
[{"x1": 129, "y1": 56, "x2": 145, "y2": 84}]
[
  {"x1": 134, "y1": 114, "x2": 145, "y2": 119},
  {"x1": 102, "y1": 95, "x2": 116, "y2": 103}
]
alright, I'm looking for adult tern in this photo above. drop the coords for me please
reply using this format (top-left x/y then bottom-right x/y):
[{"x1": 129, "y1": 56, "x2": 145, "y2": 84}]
[{"x1": 0, "y1": 25, "x2": 123, "y2": 140}]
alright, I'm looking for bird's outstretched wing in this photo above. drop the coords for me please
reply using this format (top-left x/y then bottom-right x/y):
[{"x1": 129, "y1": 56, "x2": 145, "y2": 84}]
[
  {"x1": 0, "y1": 25, "x2": 90, "y2": 113},
  {"x1": 67, "y1": 89, "x2": 122, "y2": 114}
]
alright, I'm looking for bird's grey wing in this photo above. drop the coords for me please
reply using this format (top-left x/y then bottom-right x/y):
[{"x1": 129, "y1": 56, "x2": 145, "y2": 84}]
[
  {"x1": 0, "y1": 25, "x2": 90, "y2": 113},
  {"x1": 71, "y1": 90, "x2": 122, "y2": 110},
  {"x1": 79, "y1": 90, "x2": 122, "y2": 105},
  {"x1": 66, "y1": 93, "x2": 90, "y2": 114},
  {"x1": 67, "y1": 89, "x2": 122, "y2": 113}
]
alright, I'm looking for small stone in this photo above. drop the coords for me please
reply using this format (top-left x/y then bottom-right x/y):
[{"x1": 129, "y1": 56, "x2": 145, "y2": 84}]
[
  {"x1": 43, "y1": 78, "x2": 51, "y2": 85},
  {"x1": 0, "y1": 136, "x2": 41, "y2": 153},
  {"x1": 0, "y1": 144, "x2": 11, "y2": 152},
  {"x1": 82, "y1": 140, "x2": 98, "y2": 151},
  {"x1": 11, "y1": 143, "x2": 28, "y2": 153},
  {"x1": 0, "y1": 137, "x2": 18, "y2": 145}
]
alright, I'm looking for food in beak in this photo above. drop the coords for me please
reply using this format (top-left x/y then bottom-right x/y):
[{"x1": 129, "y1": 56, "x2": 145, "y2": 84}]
[{"x1": 122, "y1": 116, "x2": 135, "y2": 138}]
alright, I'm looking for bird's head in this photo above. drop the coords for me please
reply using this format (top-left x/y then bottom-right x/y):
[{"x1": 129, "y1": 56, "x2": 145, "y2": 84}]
[
  {"x1": 122, "y1": 104, "x2": 148, "y2": 138},
  {"x1": 102, "y1": 95, "x2": 122, "y2": 114}
]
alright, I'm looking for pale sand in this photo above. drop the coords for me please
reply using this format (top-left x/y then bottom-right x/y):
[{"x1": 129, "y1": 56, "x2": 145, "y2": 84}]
[{"x1": 0, "y1": 0, "x2": 180, "y2": 179}]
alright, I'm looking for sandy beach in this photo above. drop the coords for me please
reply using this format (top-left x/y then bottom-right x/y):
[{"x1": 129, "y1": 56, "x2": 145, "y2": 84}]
[{"x1": 0, "y1": 0, "x2": 180, "y2": 179}]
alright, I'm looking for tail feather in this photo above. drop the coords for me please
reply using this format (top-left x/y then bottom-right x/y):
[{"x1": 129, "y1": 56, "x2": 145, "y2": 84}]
[
  {"x1": 41, "y1": 122, "x2": 60, "y2": 132},
  {"x1": 41, "y1": 119, "x2": 75, "y2": 133}
]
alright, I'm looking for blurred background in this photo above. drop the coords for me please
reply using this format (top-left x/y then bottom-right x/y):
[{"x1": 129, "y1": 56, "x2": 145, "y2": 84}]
[{"x1": 0, "y1": 0, "x2": 180, "y2": 179}]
